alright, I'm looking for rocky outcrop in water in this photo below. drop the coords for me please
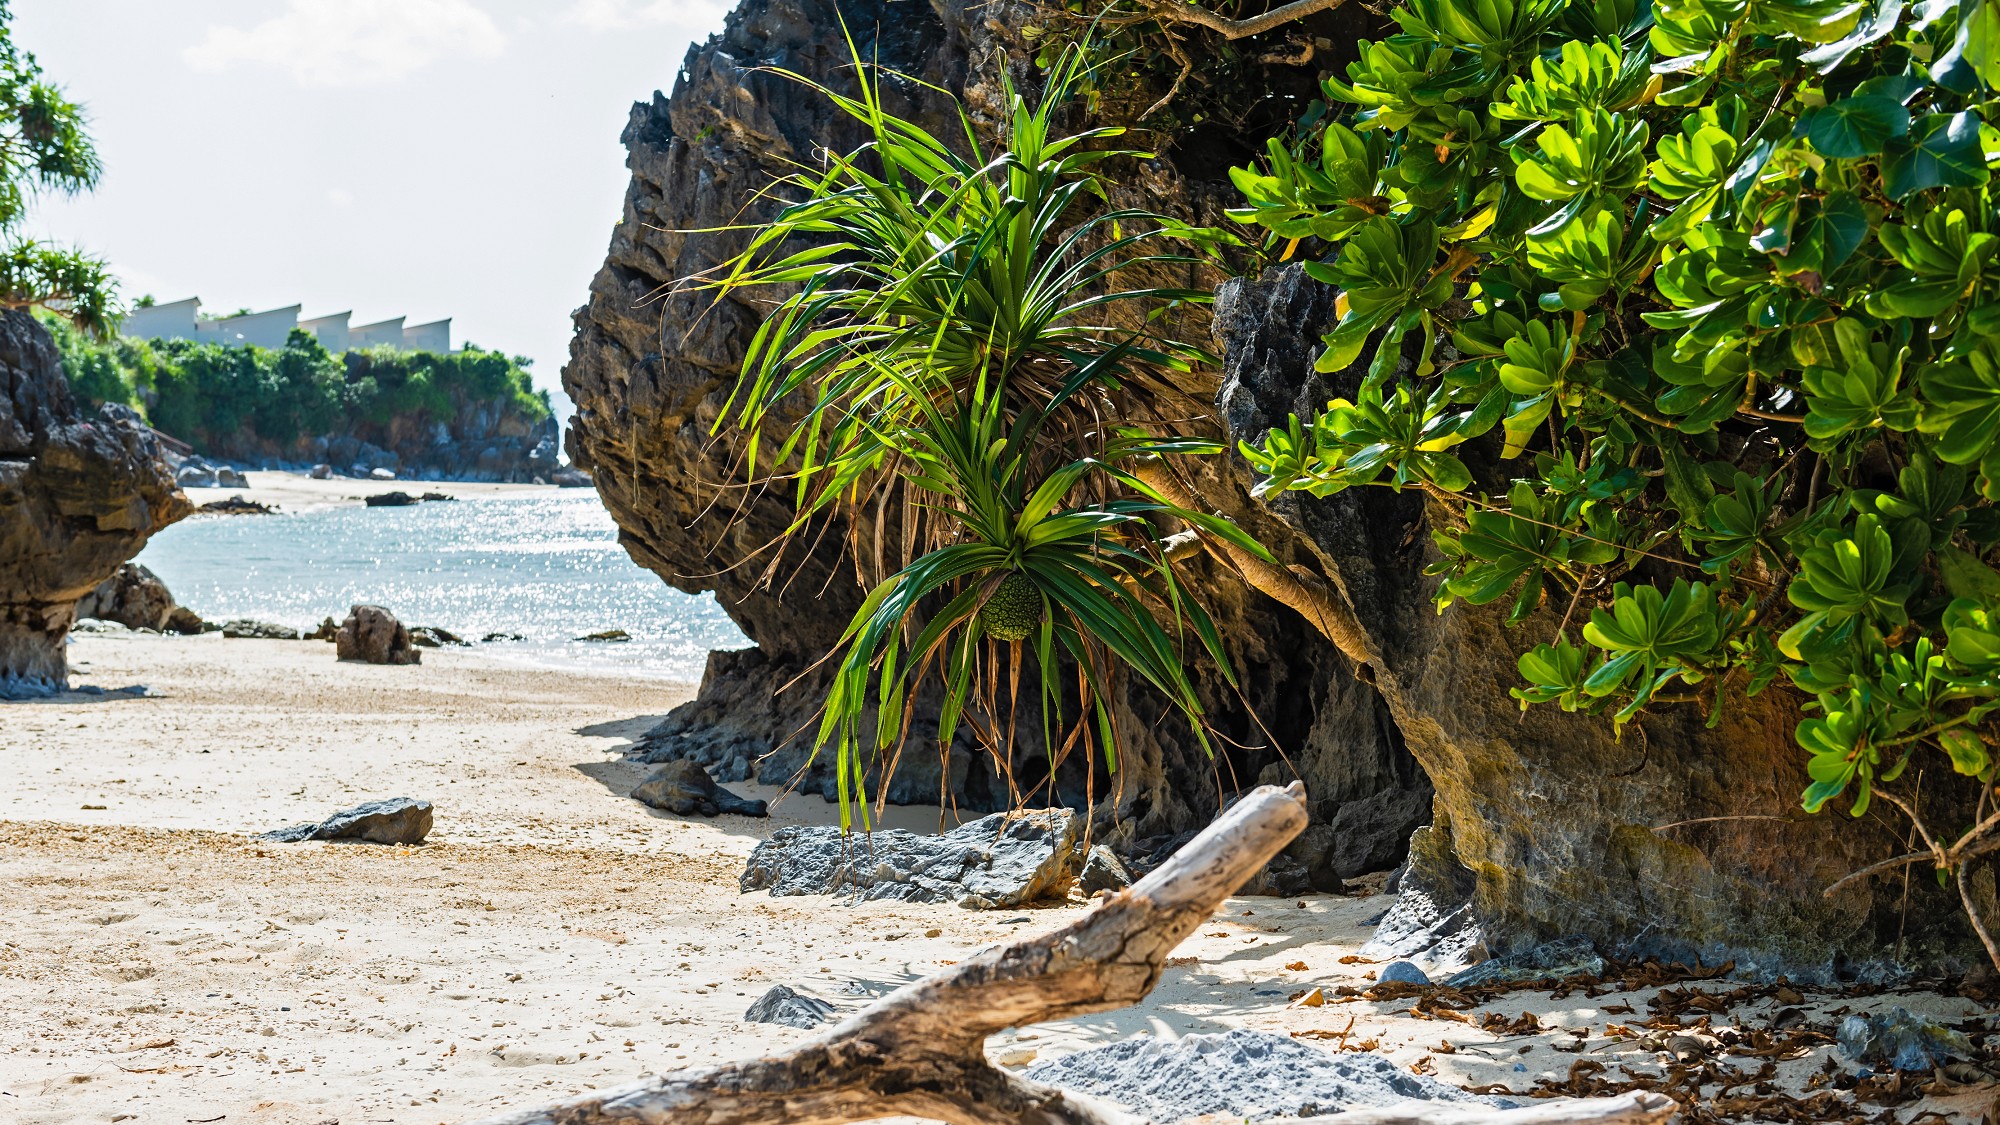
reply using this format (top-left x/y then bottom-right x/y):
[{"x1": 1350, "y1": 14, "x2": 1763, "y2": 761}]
[{"x1": 0, "y1": 310, "x2": 189, "y2": 695}]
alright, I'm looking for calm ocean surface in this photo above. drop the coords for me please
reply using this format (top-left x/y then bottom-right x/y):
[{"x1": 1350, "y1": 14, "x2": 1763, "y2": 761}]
[{"x1": 134, "y1": 492, "x2": 748, "y2": 681}]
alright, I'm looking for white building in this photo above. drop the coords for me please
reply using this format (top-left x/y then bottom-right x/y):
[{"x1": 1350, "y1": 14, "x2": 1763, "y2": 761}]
[{"x1": 124, "y1": 298, "x2": 453, "y2": 354}]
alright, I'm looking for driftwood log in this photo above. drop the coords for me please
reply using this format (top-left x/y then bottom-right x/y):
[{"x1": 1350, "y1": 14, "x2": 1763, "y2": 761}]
[{"x1": 468, "y1": 783, "x2": 1675, "y2": 1125}]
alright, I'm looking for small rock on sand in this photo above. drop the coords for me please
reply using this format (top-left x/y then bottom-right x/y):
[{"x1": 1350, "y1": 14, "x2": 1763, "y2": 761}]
[
  {"x1": 259, "y1": 797, "x2": 433, "y2": 844},
  {"x1": 1376, "y1": 960, "x2": 1430, "y2": 986},
  {"x1": 743, "y1": 985, "x2": 841, "y2": 1030},
  {"x1": 335, "y1": 605, "x2": 420, "y2": 665},
  {"x1": 740, "y1": 809, "x2": 1080, "y2": 909},
  {"x1": 221, "y1": 619, "x2": 301, "y2": 640},
  {"x1": 631, "y1": 759, "x2": 767, "y2": 818},
  {"x1": 1077, "y1": 845, "x2": 1132, "y2": 894},
  {"x1": 1023, "y1": 1028, "x2": 1494, "y2": 1123}
]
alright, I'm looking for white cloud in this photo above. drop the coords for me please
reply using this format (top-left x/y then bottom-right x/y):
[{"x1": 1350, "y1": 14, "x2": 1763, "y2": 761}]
[
  {"x1": 183, "y1": 0, "x2": 505, "y2": 87},
  {"x1": 560, "y1": 0, "x2": 730, "y2": 32}
]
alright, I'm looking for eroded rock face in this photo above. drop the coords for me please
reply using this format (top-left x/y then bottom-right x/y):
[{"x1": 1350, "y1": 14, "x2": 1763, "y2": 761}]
[
  {"x1": 1213, "y1": 266, "x2": 1982, "y2": 977},
  {"x1": 563, "y1": 0, "x2": 1431, "y2": 882},
  {"x1": 0, "y1": 309, "x2": 189, "y2": 695}
]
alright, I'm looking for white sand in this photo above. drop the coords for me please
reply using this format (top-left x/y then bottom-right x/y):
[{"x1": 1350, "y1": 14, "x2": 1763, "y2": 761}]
[
  {"x1": 183, "y1": 471, "x2": 562, "y2": 515},
  {"x1": 1, "y1": 634, "x2": 1987, "y2": 1124}
]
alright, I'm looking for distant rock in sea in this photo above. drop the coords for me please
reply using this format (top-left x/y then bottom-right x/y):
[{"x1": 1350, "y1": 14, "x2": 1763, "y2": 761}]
[{"x1": 575, "y1": 629, "x2": 630, "y2": 642}]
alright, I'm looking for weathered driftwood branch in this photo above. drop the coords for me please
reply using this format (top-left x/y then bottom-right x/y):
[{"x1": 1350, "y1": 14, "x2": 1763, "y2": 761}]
[
  {"x1": 1130, "y1": 458, "x2": 1380, "y2": 669},
  {"x1": 1125, "y1": 0, "x2": 1351, "y2": 40},
  {"x1": 467, "y1": 782, "x2": 1672, "y2": 1125}
]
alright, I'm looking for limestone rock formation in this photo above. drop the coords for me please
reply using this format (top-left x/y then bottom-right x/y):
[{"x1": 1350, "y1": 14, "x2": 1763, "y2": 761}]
[
  {"x1": 0, "y1": 309, "x2": 189, "y2": 695},
  {"x1": 335, "y1": 604, "x2": 420, "y2": 665},
  {"x1": 564, "y1": 0, "x2": 1431, "y2": 884}
]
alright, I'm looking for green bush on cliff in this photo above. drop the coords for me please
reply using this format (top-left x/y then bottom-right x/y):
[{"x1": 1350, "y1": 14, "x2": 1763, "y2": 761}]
[
  {"x1": 45, "y1": 316, "x2": 547, "y2": 453},
  {"x1": 1227, "y1": 0, "x2": 2000, "y2": 953}
]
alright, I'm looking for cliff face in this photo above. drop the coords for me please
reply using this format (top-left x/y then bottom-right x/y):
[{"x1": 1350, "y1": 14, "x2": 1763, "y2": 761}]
[
  {"x1": 562, "y1": 0, "x2": 1973, "y2": 969},
  {"x1": 0, "y1": 309, "x2": 188, "y2": 694}
]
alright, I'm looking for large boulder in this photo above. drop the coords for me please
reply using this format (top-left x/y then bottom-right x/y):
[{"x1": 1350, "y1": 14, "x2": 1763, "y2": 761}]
[
  {"x1": 73, "y1": 562, "x2": 178, "y2": 632},
  {"x1": 0, "y1": 309, "x2": 189, "y2": 695},
  {"x1": 564, "y1": 0, "x2": 1430, "y2": 884},
  {"x1": 741, "y1": 809, "x2": 1080, "y2": 908},
  {"x1": 334, "y1": 604, "x2": 420, "y2": 665}
]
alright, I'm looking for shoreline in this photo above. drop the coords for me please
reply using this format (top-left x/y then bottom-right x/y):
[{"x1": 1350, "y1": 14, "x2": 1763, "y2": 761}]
[{"x1": 181, "y1": 469, "x2": 574, "y2": 515}]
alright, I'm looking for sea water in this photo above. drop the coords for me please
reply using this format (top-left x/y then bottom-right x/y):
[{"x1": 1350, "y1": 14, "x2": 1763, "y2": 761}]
[{"x1": 134, "y1": 492, "x2": 748, "y2": 681}]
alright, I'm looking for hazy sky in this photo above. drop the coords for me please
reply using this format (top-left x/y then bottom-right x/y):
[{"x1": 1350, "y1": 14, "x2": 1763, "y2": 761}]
[{"x1": 16, "y1": 0, "x2": 736, "y2": 415}]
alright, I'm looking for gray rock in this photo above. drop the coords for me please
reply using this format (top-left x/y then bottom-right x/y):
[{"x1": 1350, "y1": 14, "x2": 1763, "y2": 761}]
[
  {"x1": 407, "y1": 625, "x2": 468, "y2": 648},
  {"x1": 1836, "y1": 1006, "x2": 1974, "y2": 1072},
  {"x1": 74, "y1": 563, "x2": 179, "y2": 632},
  {"x1": 335, "y1": 604, "x2": 419, "y2": 665},
  {"x1": 221, "y1": 619, "x2": 302, "y2": 640},
  {"x1": 260, "y1": 797, "x2": 433, "y2": 845},
  {"x1": 631, "y1": 759, "x2": 767, "y2": 818},
  {"x1": 741, "y1": 809, "x2": 1080, "y2": 909},
  {"x1": 369, "y1": 467, "x2": 396, "y2": 481},
  {"x1": 575, "y1": 628, "x2": 630, "y2": 642},
  {"x1": 363, "y1": 490, "x2": 417, "y2": 507},
  {"x1": 175, "y1": 464, "x2": 217, "y2": 488},
  {"x1": 309, "y1": 463, "x2": 332, "y2": 479},
  {"x1": 553, "y1": 466, "x2": 592, "y2": 487},
  {"x1": 1445, "y1": 937, "x2": 1605, "y2": 988},
  {"x1": 743, "y1": 984, "x2": 842, "y2": 1030},
  {"x1": 1022, "y1": 1029, "x2": 1490, "y2": 1122},
  {"x1": 215, "y1": 467, "x2": 247, "y2": 488},
  {"x1": 1376, "y1": 961, "x2": 1430, "y2": 986},
  {"x1": 1077, "y1": 845, "x2": 1131, "y2": 894}
]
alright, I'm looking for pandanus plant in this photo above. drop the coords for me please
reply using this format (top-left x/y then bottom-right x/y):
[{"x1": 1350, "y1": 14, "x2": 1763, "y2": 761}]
[{"x1": 703, "y1": 39, "x2": 1265, "y2": 826}]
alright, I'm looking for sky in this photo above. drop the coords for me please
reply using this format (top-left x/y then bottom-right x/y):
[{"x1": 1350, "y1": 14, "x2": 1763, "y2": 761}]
[{"x1": 15, "y1": 0, "x2": 737, "y2": 419}]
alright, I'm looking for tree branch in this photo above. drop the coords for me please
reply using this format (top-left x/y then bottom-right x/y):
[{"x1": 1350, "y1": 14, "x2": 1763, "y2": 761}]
[
  {"x1": 1132, "y1": 0, "x2": 1351, "y2": 40},
  {"x1": 1130, "y1": 457, "x2": 1380, "y2": 669}
]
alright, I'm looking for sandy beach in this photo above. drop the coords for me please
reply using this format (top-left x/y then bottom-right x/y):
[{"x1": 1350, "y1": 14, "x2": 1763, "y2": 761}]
[
  {"x1": 182, "y1": 471, "x2": 562, "y2": 516},
  {"x1": 2, "y1": 633, "x2": 1990, "y2": 1125}
]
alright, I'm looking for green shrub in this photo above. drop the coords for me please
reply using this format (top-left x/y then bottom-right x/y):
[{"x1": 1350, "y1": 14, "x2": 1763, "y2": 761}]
[{"x1": 1227, "y1": 0, "x2": 2000, "y2": 953}]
